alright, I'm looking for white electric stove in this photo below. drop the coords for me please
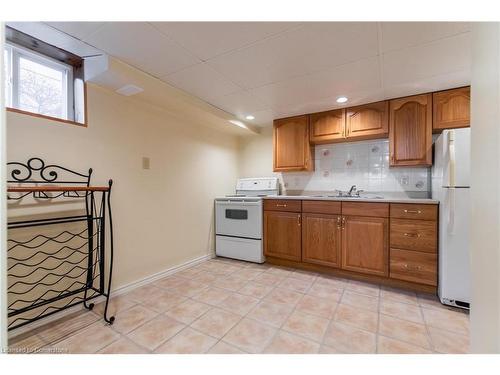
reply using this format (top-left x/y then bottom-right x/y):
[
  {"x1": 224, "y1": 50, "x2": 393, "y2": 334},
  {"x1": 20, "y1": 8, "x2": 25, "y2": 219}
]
[{"x1": 215, "y1": 177, "x2": 279, "y2": 263}]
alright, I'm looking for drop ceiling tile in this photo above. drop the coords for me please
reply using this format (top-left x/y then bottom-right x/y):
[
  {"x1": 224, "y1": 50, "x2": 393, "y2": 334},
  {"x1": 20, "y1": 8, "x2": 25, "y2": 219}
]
[
  {"x1": 382, "y1": 33, "x2": 471, "y2": 88},
  {"x1": 45, "y1": 22, "x2": 106, "y2": 40},
  {"x1": 82, "y1": 22, "x2": 201, "y2": 77},
  {"x1": 287, "y1": 89, "x2": 388, "y2": 116},
  {"x1": 236, "y1": 109, "x2": 275, "y2": 127},
  {"x1": 208, "y1": 90, "x2": 270, "y2": 118},
  {"x1": 151, "y1": 22, "x2": 302, "y2": 61},
  {"x1": 380, "y1": 22, "x2": 471, "y2": 53},
  {"x1": 163, "y1": 63, "x2": 241, "y2": 100},
  {"x1": 250, "y1": 56, "x2": 381, "y2": 110},
  {"x1": 381, "y1": 70, "x2": 470, "y2": 99},
  {"x1": 207, "y1": 22, "x2": 379, "y2": 89}
]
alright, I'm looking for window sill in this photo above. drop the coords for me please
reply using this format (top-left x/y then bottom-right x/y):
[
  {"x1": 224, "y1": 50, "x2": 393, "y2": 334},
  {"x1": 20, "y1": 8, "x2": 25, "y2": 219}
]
[{"x1": 6, "y1": 107, "x2": 87, "y2": 127}]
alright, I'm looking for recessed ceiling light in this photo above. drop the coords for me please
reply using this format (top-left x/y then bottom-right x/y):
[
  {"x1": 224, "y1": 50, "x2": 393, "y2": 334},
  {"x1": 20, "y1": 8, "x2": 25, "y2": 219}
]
[
  {"x1": 245, "y1": 115, "x2": 255, "y2": 120},
  {"x1": 336, "y1": 96, "x2": 348, "y2": 104}
]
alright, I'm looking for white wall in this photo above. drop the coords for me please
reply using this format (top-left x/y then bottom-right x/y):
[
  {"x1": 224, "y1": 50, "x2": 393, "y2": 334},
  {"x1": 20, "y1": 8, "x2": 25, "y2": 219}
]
[
  {"x1": 239, "y1": 127, "x2": 429, "y2": 196},
  {"x1": 239, "y1": 126, "x2": 275, "y2": 178},
  {"x1": 469, "y1": 22, "x2": 500, "y2": 353},
  {"x1": 6, "y1": 83, "x2": 240, "y2": 289}
]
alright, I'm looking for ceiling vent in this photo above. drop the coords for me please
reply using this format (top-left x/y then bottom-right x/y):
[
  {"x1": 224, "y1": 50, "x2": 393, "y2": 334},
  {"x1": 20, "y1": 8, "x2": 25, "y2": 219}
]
[{"x1": 116, "y1": 84, "x2": 144, "y2": 96}]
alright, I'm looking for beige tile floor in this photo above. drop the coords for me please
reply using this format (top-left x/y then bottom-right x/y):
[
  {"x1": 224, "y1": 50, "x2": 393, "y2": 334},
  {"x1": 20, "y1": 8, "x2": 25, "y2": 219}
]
[{"x1": 8, "y1": 257, "x2": 470, "y2": 354}]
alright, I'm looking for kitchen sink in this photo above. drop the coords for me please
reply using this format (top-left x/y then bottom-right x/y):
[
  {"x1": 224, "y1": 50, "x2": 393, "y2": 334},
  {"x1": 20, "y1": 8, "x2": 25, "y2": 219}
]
[{"x1": 306, "y1": 194, "x2": 384, "y2": 199}]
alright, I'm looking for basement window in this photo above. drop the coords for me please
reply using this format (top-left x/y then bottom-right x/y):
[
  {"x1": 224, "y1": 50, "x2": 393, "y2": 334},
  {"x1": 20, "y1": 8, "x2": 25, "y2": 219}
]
[{"x1": 4, "y1": 27, "x2": 86, "y2": 125}]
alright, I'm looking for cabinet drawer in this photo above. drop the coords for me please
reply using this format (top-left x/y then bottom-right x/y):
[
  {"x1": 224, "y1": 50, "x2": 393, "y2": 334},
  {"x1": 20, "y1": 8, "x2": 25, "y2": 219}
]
[
  {"x1": 390, "y1": 219, "x2": 437, "y2": 253},
  {"x1": 390, "y1": 204, "x2": 437, "y2": 221},
  {"x1": 342, "y1": 202, "x2": 389, "y2": 218},
  {"x1": 264, "y1": 199, "x2": 302, "y2": 212},
  {"x1": 390, "y1": 248, "x2": 437, "y2": 286},
  {"x1": 302, "y1": 200, "x2": 341, "y2": 215}
]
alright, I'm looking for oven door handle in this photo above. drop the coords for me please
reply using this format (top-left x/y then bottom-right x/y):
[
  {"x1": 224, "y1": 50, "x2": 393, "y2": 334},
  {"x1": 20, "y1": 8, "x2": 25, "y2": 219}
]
[{"x1": 216, "y1": 201, "x2": 261, "y2": 206}]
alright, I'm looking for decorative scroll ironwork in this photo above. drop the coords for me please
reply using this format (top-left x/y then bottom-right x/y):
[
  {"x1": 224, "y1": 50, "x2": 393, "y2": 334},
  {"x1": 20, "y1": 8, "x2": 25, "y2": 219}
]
[
  {"x1": 6, "y1": 158, "x2": 115, "y2": 331},
  {"x1": 8, "y1": 157, "x2": 92, "y2": 184},
  {"x1": 7, "y1": 157, "x2": 92, "y2": 201}
]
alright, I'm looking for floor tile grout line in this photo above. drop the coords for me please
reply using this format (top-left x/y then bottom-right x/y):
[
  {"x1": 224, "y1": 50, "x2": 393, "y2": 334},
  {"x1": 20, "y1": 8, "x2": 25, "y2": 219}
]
[
  {"x1": 420, "y1": 303, "x2": 437, "y2": 352},
  {"x1": 319, "y1": 286, "x2": 346, "y2": 351},
  {"x1": 15, "y1": 258, "x2": 469, "y2": 354},
  {"x1": 218, "y1": 273, "x2": 310, "y2": 353},
  {"x1": 377, "y1": 312, "x2": 435, "y2": 351},
  {"x1": 97, "y1": 332, "x2": 153, "y2": 354},
  {"x1": 38, "y1": 311, "x2": 105, "y2": 348},
  {"x1": 275, "y1": 291, "x2": 321, "y2": 346},
  {"x1": 376, "y1": 333, "x2": 434, "y2": 353},
  {"x1": 375, "y1": 286, "x2": 381, "y2": 353}
]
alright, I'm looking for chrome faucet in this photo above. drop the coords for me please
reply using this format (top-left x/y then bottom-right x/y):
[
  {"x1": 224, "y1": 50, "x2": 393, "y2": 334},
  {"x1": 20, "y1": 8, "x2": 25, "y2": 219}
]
[{"x1": 333, "y1": 185, "x2": 364, "y2": 198}]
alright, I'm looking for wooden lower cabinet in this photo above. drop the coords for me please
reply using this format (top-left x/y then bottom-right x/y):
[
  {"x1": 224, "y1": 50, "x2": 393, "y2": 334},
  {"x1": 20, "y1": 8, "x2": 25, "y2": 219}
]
[
  {"x1": 302, "y1": 213, "x2": 342, "y2": 268},
  {"x1": 263, "y1": 200, "x2": 438, "y2": 291},
  {"x1": 390, "y1": 248, "x2": 437, "y2": 286},
  {"x1": 341, "y1": 216, "x2": 389, "y2": 277},
  {"x1": 264, "y1": 210, "x2": 302, "y2": 261}
]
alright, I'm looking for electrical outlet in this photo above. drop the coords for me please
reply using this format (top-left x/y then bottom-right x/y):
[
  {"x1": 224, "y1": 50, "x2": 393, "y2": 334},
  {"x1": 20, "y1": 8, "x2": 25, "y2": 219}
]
[
  {"x1": 142, "y1": 157, "x2": 150, "y2": 170},
  {"x1": 400, "y1": 175, "x2": 409, "y2": 186}
]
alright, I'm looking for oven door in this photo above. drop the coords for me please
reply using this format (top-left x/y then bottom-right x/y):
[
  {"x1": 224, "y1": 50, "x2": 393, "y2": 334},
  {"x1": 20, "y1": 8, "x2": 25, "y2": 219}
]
[{"x1": 215, "y1": 199, "x2": 262, "y2": 239}]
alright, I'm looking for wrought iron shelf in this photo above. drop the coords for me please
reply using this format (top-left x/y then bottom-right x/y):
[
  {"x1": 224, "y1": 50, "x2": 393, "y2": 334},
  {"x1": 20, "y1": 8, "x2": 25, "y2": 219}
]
[
  {"x1": 6, "y1": 158, "x2": 115, "y2": 331},
  {"x1": 7, "y1": 186, "x2": 111, "y2": 192}
]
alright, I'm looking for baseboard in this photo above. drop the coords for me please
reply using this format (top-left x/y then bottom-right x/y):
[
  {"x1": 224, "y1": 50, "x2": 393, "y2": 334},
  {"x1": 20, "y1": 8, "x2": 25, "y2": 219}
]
[
  {"x1": 8, "y1": 253, "x2": 211, "y2": 339},
  {"x1": 110, "y1": 254, "x2": 211, "y2": 298}
]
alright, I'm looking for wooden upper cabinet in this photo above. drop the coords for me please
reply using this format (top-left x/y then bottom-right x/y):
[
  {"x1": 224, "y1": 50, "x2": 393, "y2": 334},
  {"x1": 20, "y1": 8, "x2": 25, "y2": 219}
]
[
  {"x1": 346, "y1": 101, "x2": 389, "y2": 141},
  {"x1": 264, "y1": 210, "x2": 302, "y2": 261},
  {"x1": 273, "y1": 115, "x2": 314, "y2": 172},
  {"x1": 309, "y1": 109, "x2": 346, "y2": 144},
  {"x1": 433, "y1": 87, "x2": 470, "y2": 132},
  {"x1": 341, "y1": 216, "x2": 388, "y2": 277},
  {"x1": 302, "y1": 213, "x2": 342, "y2": 268},
  {"x1": 389, "y1": 94, "x2": 432, "y2": 167}
]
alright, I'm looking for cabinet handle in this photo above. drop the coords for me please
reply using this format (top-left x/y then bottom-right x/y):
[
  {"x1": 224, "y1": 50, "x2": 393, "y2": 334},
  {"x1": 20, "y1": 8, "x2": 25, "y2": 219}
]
[
  {"x1": 297, "y1": 214, "x2": 301, "y2": 226},
  {"x1": 341, "y1": 216, "x2": 346, "y2": 230},
  {"x1": 403, "y1": 264, "x2": 422, "y2": 271},
  {"x1": 276, "y1": 204, "x2": 287, "y2": 208},
  {"x1": 336, "y1": 216, "x2": 342, "y2": 229},
  {"x1": 404, "y1": 209, "x2": 422, "y2": 214},
  {"x1": 404, "y1": 232, "x2": 420, "y2": 238}
]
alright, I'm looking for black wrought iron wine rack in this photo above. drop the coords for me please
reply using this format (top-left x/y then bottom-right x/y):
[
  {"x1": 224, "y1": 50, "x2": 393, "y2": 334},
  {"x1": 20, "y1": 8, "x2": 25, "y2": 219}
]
[{"x1": 6, "y1": 158, "x2": 115, "y2": 331}]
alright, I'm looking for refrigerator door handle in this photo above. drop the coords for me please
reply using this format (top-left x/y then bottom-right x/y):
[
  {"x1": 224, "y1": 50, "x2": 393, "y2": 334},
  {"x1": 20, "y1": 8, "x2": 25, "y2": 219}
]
[
  {"x1": 448, "y1": 188, "x2": 455, "y2": 235},
  {"x1": 449, "y1": 131, "x2": 456, "y2": 188}
]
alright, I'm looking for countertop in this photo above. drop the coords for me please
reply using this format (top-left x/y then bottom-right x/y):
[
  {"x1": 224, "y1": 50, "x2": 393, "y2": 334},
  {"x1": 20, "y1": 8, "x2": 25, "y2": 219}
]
[{"x1": 262, "y1": 194, "x2": 439, "y2": 205}]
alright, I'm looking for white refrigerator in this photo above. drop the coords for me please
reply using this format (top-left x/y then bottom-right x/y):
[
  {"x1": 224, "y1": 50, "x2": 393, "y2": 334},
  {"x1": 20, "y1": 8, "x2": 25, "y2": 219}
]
[{"x1": 432, "y1": 128, "x2": 471, "y2": 309}]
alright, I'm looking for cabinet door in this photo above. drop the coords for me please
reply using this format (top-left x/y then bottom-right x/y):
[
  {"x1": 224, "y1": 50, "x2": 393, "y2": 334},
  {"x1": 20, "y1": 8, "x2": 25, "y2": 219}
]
[
  {"x1": 273, "y1": 115, "x2": 314, "y2": 172},
  {"x1": 433, "y1": 87, "x2": 470, "y2": 132},
  {"x1": 309, "y1": 109, "x2": 346, "y2": 144},
  {"x1": 341, "y1": 216, "x2": 388, "y2": 276},
  {"x1": 346, "y1": 101, "x2": 389, "y2": 140},
  {"x1": 264, "y1": 211, "x2": 302, "y2": 261},
  {"x1": 302, "y1": 213, "x2": 342, "y2": 268},
  {"x1": 389, "y1": 94, "x2": 432, "y2": 167}
]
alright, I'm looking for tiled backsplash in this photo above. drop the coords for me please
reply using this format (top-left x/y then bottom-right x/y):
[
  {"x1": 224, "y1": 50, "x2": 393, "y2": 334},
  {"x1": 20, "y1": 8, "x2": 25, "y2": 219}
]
[{"x1": 280, "y1": 139, "x2": 430, "y2": 194}]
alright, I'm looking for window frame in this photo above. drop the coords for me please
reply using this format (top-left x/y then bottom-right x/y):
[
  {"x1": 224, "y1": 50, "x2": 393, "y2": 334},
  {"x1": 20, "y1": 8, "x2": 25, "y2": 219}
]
[{"x1": 4, "y1": 41, "x2": 86, "y2": 127}]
